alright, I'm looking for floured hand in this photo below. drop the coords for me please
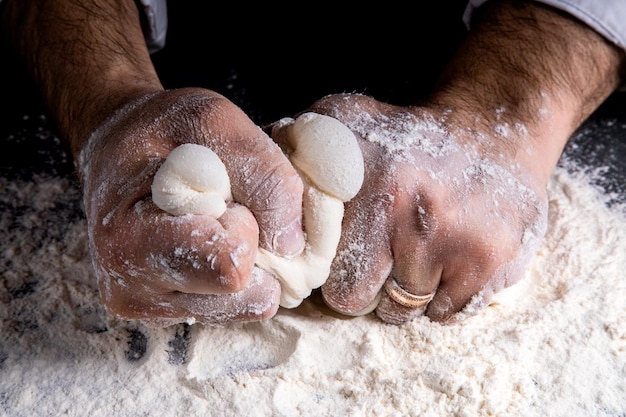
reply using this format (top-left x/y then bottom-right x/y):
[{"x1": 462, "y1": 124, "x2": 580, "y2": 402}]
[
  {"x1": 77, "y1": 88, "x2": 305, "y2": 326},
  {"x1": 303, "y1": 0, "x2": 624, "y2": 324},
  {"x1": 305, "y1": 94, "x2": 551, "y2": 324}
]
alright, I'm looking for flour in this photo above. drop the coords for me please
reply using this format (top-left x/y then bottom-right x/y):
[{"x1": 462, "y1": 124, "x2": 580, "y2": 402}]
[{"x1": 1, "y1": 130, "x2": 626, "y2": 417}]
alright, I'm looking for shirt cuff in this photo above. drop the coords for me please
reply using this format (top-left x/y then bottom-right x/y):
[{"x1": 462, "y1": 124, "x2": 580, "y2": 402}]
[
  {"x1": 137, "y1": 0, "x2": 168, "y2": 54},
  {"x1": 464, "y1": 0, "x2": 626, "y2": 52}
]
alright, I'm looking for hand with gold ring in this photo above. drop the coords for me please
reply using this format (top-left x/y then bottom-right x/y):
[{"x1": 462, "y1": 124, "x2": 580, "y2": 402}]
[
  {"x1": 295, "y1": 0, "x2": 622, "y2": 324},
  {"x1": 299, "y1": 93, "x2": 551, "y2": 324}
]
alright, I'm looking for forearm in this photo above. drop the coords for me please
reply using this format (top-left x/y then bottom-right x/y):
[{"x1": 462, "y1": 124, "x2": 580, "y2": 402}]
[
  {"x1": 1, "y1": 0, "x2": 163, "y2": 156},
  {"x1": 429, "y1": 0, "x2": 625, "y2": 182}
]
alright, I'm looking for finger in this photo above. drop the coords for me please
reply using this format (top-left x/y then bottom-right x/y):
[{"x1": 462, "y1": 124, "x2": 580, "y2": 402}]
[
  {"x1": 321, "y1": 191, "x2": 394, "y2": 315},
  {"x1": 375, "y1": 248, "x2": 441, "y2": 325},
  {"x1": 263, "y1": 116, "x2": 294, "y2": 150},
  {"x1": 232, "y1": 150, "x2": 304, "y2": 257},
  {"x1": 424, "y1": 232, "x2": 514, "y2": 323},
  {"x1": 115, "y1": 267, "x2": 281, "y2": 327},
  {"x1": 130, "y1": 201, "x2": 261, "y2": 295},
  {"x1": 375, "y1": 195, "x2": 443, "y2": 324},
  {"x1": 425, "y1": 270, "x2": 485, "y2": 323},
  {"x1": 201, "y1": 102, "x2": 305, "y2": 258}
]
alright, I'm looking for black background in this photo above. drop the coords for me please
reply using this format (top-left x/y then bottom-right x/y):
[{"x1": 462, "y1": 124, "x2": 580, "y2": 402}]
[{"x1": 0, "y1": 1, "x2": 624, "y2": 207}]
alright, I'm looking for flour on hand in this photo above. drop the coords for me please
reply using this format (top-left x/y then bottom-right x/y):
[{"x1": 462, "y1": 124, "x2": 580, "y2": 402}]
[{"x1": 151, "y1": 112, "x2": 364, "y2": 308}]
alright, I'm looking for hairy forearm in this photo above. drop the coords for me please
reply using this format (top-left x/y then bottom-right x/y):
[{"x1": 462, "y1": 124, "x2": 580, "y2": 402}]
[
  {"x1": 429, "y1": 0, "x2": 625, "y2": 182},
  {"x1": 1, "y1": 0, "x2": 163, "y2": 156}
]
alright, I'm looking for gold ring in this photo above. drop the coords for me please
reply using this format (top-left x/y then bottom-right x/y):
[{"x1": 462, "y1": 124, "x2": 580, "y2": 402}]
[{"x1": 384, "y1": 279, "x2": 434, "y2": 309}]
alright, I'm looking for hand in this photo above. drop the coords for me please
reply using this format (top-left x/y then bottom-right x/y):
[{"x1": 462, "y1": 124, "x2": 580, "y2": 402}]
[
  {"x1": 77, "y1": 88, "x2": 304, "y2": 326},
  {"x1": 305, "y1": 0, "x2": 623, "y2": 324},
  {"x1": 305, "y1": 94, "x2": 548, "y2": 323},
  {"x1": 2, "y1": 0, "x2": 309, "y2": 326}
]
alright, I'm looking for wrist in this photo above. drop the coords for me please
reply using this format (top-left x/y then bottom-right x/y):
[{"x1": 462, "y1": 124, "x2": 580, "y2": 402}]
[
  {"x1": 427, "y1": 0, "x2": 625, "y2": 183},
  {"x1": 1, "y1": 0, "x2": 163, "y2": 158}
]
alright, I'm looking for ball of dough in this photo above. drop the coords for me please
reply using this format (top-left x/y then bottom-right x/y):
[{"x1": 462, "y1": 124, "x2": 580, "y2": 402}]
[
  {"x1": 286, "y1": 112, "x2": 364, "y2": 202},
  {"x1": 151, "y1": 144, "x2": 232, "y2": 217}
]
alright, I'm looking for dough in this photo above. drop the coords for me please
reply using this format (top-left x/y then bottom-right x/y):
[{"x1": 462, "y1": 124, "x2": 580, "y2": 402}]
[
  {"x1": 151, "y1": 113, "x2": 364, "y2": 308},
  {"x1": 279, "y1": 112, "x2": 364, "y2": 201},
  {"x1": 151, "y1": 144, "x2": 232, "y2": 218}
]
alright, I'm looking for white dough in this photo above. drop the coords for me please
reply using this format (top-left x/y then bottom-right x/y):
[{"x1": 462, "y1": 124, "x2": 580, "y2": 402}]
[
  {"x1": 282, "y1": 112, "x2": 364, "y2": 201},
  {"x1": 151, "y1": 113, "x2": 364, "y2": 308},
  {"x1": 151, "y1": 144, "x2": 232, "y2": 218},
  {"x1": 255, "y1": 175, "x2": 345, "y2": 307}
]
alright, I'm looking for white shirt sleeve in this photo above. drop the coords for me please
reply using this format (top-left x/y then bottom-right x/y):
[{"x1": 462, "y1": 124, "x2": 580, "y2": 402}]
[
  {"x1": 464, "y1": 0, "x2": 626, "y2": 51},
  {"x1": 137, "y1": 0, "x2": 168, "y2": 53}
]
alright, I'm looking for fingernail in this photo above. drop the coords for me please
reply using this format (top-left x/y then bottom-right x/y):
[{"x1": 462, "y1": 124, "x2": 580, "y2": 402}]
[{"x1": 270, "y1": 218, "x2": 305, "y2": 258}]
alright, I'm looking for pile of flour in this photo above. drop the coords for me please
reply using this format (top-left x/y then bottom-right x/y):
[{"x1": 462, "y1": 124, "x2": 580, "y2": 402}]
[{"x1": 1, "y1": 131, "x2": 625, "y2": 416}]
